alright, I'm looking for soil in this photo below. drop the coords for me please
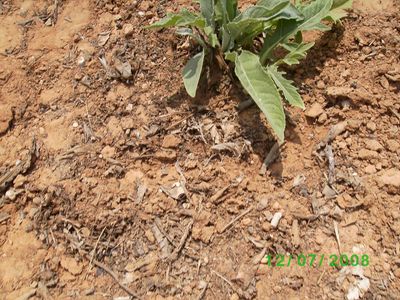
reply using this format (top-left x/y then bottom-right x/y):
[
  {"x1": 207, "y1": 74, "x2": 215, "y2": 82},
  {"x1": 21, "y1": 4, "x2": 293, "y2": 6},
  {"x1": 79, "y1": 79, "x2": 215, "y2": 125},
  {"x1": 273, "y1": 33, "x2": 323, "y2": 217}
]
[{"x1": 1, "y1": 0, "x2": 400, "y2": 299}]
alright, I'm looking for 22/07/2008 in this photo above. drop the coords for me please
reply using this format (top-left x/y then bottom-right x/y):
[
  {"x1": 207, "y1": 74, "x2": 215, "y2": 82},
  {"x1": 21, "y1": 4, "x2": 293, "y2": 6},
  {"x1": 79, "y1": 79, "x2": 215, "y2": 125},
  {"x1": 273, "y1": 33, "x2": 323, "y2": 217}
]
[{"x1": 263, "y1": 254, "x2": 369, "y2": 267}]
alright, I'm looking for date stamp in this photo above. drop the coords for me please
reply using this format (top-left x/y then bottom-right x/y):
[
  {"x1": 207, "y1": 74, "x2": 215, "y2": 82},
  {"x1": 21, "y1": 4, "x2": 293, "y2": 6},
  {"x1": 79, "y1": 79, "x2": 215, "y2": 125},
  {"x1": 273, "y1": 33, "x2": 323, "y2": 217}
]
[{"x1": 263, "y1": 254, "x2": 369, "y2": 267}]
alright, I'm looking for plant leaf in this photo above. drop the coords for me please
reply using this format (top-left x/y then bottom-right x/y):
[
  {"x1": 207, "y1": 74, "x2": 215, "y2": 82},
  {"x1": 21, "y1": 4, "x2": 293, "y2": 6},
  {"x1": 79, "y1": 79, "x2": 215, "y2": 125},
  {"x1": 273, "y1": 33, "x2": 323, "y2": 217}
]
[
  {"x1": 325, "y1": 0, "x2": 353, "y2": 22},
  {"x1": 259, "y1": 0, "x2": 333, "y2": 64},
  {"x1": 183, "y1": 49, "x2": 205, "y2": 98},
  {"x1": 280, "y1": 41, "x2": 314, "y2": 65},
  {"x1": 297, "y1": 0, "x2": 333, "y2": 31},
  {"x1": 146, "y1": 9, "x2": 205, "y2": 29},
  {"x1": 227, "y1": 2, "x2": 302, "y2": 46},
  {"x1": 200, "y1": 0, "x2": 215, "y2": 28},
  {"x1": 235, "y1": 51, "x2": 285, "y2": 141},
  {"x1": 267, "y1": 65, "x2": 304, "y2": 109},
  {"x1": 259, "y1": 19, "x2": 300, "y2": 64}
]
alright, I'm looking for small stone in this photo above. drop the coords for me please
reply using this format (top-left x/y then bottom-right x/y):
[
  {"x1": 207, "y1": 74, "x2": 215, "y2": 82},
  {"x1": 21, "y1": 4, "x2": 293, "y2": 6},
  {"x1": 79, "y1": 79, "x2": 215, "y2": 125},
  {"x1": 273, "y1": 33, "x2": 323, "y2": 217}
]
[
  {"x1": 365, "y1": 164, "x2": 376, "y2": 174},
  {"x1": 242, "y1": 218, "x2": 251, "y2": 226},
  {"x1": 366, "y1": 122, "x2": 376, "y2": 132},
  {"x1": 101, "y1": 146, "x2": 116, "y2": 159},
  {"x1": 72, "y1": 121, "x2": 79, "y2": 128},
  {"x1": 0, "y1": 104, "x2": 12, "y2": 134},
  {"x1": 394, "y1": 268, "x2": 400, "y2": 278},
  {"x1": 271, "y1": 212, "x2": 283, "y2": 228},
  {"x1": 144, "y1": 229, "x2": 155, "y2": 243},
  {"x1": 230, "y1": 293, "x2": 240, "y2": 300},
  {"x1": 262, "y1": 222, "x2": 271, "y2": 232},
  {"x1": 386, "y1": 139, "x2": 400, "y2": 153},
  {"x1": 162, "y1": 135, "x2": 181, "y2": 149},
  {"x1": 365, "y1": 139, "x2": 383, "y2": 152},
  {"x1": 257, "y1": 196, "x2": 269, "y2": 210},
  {"x1": 323, "y1": 184, "x2": 336, "y2": 198},
  {"x1": 317, "y1": 80, "x2": 326, "y2": 89},
  {"x1": 126, "y1": 103, "x2": 133, "y2": 111},
  {"x1": 13, "y1": 175, "x2": 27, "y2": 188},
  {"x1": 124, "y1": 24, "x2": 134, "y2": 36},
  {"x1": 60, "y1": 256, "x2": 83, "y2": 275},
  {"x1": 264, "y1": 211, "x2": 273, "y2": 222},
  {"x1": 77, "y1": 55, "x2": 86, "y2": 67},
  {"x1": 378, "y1": 169, "x2": 400, "y2": 194},
  {"x1": 358, "y1": 149, "x2": 378, "y2": 160},
  {"x1": 317, "y1": 112, "x2": 328, "y2": 124},
  {"x1": 305, "y1": 102, "x2": 324, "y2": 118},
  {"x1": 155, "y1": 150, "x2": 177, "y2": 162}
]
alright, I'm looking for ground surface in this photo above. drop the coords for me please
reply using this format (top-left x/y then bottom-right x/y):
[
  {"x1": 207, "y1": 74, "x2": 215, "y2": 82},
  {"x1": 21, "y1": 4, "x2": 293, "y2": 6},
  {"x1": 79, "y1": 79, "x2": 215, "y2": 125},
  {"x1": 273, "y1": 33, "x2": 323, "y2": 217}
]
[{"x1": 0, "y1": 0, "x2": 400, "y2": 299}]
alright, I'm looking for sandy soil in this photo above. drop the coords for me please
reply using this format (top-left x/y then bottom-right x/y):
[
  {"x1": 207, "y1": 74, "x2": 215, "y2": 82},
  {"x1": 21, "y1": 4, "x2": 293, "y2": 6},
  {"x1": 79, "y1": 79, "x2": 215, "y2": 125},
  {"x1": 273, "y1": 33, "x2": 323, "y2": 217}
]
[{"x1": 1, "y1": 0, "x2": 400, "y2": 299}]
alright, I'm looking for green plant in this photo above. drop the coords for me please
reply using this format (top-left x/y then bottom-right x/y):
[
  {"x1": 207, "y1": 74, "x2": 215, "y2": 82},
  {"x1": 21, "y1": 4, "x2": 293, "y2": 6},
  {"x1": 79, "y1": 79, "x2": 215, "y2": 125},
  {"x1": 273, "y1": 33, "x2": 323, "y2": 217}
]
[{"x1": 146, "y1": 0, "x2": 352, "y2": 141}]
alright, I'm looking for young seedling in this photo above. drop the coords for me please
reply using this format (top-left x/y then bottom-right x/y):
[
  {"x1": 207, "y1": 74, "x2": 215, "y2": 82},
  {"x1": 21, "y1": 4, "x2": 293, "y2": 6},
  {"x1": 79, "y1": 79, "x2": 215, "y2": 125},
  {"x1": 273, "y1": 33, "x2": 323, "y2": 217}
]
[{"x1": 146, "y1": 0, "x2": 352, "y2": 141}]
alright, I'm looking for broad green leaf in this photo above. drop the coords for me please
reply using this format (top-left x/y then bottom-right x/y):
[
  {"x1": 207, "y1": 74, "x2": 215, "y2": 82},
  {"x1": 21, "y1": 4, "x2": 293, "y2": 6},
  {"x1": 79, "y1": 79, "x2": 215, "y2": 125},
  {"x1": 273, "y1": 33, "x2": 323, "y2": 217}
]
[
  {"x1": 280, "y1": 42, "x2": 314, "y2": 65},
  {"x1": 297, "y1": 0, "x2": 333, "y2": 31},
  {"x1": 259, "y1": 0, "x2": 333, "y2": 64},
  {"x1": 227, "y1": 3, "x2": 303, "y2": 47},
  {"x1": 183, "y1": 50, "x2": 205, "y2": 98},
  {"x1": 146, "y1": 9, "x2": 205, "y2": 29},
  {"x1": 225, "y1": 0, "x2": 239, "y2": 21},
  {"x1": 325, "y1": 0, "x2": 353, "y2": 22},
  {"x1": 259, "y1": 19, "x2": 300, "y2": 64},
  {"x1": 235, "y1": 51, "x2": 286, "y2": 141},
  {"x1": 176, "y1": 28, "x2": 207, "y2": 48},
  {"x1": 267, "y1": 65, "x2": 304, "y2": 109},
  {"x1": 200, "y1": 0, "x2": 215, "y2": 28}
]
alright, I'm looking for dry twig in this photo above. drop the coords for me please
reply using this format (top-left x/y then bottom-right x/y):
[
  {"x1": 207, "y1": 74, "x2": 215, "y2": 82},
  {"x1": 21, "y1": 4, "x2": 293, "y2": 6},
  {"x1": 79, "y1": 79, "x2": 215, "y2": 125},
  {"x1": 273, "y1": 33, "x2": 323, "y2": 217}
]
[{"x1": 220, "y1": 207, "x2": 253, "y2": 233}]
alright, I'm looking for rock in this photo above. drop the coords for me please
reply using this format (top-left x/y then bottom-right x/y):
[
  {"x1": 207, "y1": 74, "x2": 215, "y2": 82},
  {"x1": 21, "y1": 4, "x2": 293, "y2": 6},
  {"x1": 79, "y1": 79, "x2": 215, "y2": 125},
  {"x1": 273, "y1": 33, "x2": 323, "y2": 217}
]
[
  {"x1": 305, "y1": 102, "x2": 324, "y2": 118},
  {"x1": 123, "y1": 24, "x2": 134, "y2": 36},
  {"x1": 270, "y1": 212, "x2": 282, "y2": 228},
  {"x1": 358, "y1": 149, "x2": 378, "y2": 160},
  {"x1": 60, "y1": 256, "x2": 83, "y2": 275},
  {"x1": 378, "y1": 169, "x2": 400, "y2": 194},
  {"x1": 0, "y1": 104, "x2": 12, "y2": 134},
  {"x1": 317, "y1": 112, "x2": 328, "y2": 124},
  {"x1": 366, "y1": 122, "x2": 376, "y2": 132},
  {"x1": 364, "y1": 139, "x2": 383, "y2": 152},
  {"x1": 120, "y1": 117, "x2": 135, "y2": 130},
  {"x1": 323, "y1": 184, "x2": 336, "y2": 198},
  {"x1": 316, "y1": 80, "x2": 325, "y2": 89},
  {"x1": 364, "y1": 164, "x2": 376, "y2": 174},
  {"x1": 257, "y1": 195, "x2": 269, "y2": 210},
  {"x1": 261, "y1": 222, "x2": 271, "y2": 232},
  {"x1": 386, "y1": 139, "x2": 400, "y2": 153},
  {"x1": 155, "y1": 150, "x2": 177, "y2": 162},
  {"x1": 326, "y1": 86, "x2": 352, "y2": 97},
  {"x1": 101, "y1": 146, "x2": 116, "y2": 158},
  {"x1": 162, "y1": 135, "x2": 181, "y2": 149},
  {"x1": 192, "y1": 225, "x2": 214, "y2": 244}
]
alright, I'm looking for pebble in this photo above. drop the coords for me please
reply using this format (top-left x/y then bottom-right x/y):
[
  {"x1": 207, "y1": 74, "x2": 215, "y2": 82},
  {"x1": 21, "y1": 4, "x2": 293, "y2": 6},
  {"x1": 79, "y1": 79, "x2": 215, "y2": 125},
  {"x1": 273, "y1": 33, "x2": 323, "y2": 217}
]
[
  {"x1": 378, "y1": 168, "x2": 400, "y2": 194},
  {"x1": 72, "y1": 121, "x2": 79, "y2": 128},
  {"x1": 305, "y1": 102, "x2": 324, "y2": 118},
  {"x1": 271, "y1": 212, "x2": 283, "y2": 228},
  {"x1": 317, "y1": 80, "x2": 326, "y2": 89},
  {"x1": 386, "y1": 139, "x2": 400, "y2": 153},
  {"x1": 162, "y1": 135, "x2": 181, "y2": 149},
  {"x1": 358, "y1": 149, "x2": 378, "y2": 160},
  {"x1": 364, "y1": 164, "x2": 376, "y2": 174},
  {"x1": 366, "y1": 122, "x2": 376, "y2": 132},
  {"x1": 317, "y1": 112, "x2": 328, "y2": 124},
  {"x1": 124, "y1": 24, "x2": 134, "y2": 36},
  {"x1": 365, "y1": 139, "x2": 383, "y2": 152},
  {"x1": 101, "y1": 146, "x2": 116, "y2": 158}
]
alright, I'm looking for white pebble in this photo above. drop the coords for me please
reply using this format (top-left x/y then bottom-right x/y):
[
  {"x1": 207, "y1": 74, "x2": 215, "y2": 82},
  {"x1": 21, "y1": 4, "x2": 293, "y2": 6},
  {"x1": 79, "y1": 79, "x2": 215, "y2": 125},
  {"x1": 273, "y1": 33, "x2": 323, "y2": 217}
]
[{"x1": 271, "y1": 212, "x2": 283, "y2": 228}]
